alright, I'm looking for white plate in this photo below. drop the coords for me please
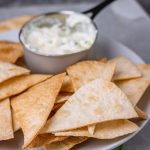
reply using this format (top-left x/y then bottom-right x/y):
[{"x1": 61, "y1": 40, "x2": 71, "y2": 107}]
[{"x1": 0, "y1": 30, "x2": 149, "y2": 150}]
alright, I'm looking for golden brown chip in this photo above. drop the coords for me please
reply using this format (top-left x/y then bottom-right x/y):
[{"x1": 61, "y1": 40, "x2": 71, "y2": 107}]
[
  {"x1": 55, "y1": 92, "x2": 72, "y2": 104},
  {"x1": 0, "y1": 61, "x2": 30, "y2": 84},
  {"x1": 61, "y1": 75, "x2": 74, "y2": 93},
  {"x1": 0, "y1": 16, "x2": 33, "y2": 32},
  {"x1": 67, "y1": 60, "x2": 116, "y2": 90},
  {"x1": 136, "y1": 64, "x2": 150, "y2": 79},
  {"x1": 54, "y1": 120, "x2": 138, "y2": 139},
  {"x1": 11, "y1": 73, "x2": 65, "y2": 148},
  {"x1": 109, "y1": 57, "x2": 141, "y2": 80},
  {"x1": 44, "y1": 137, "x2": 88, "y2": 150},
  {"x1": 41, "y1": 79, "x2": 137, "y2": 133},
  {"x1": 0, "y1": 74, "x2": 52, "y2": 100},
  {"x1": 116, "y1": 78, "x2": 150, "y2": 106},
  {"x1": 28, "y1": 133, "x2": 67, "y2": 148},
  {"x1": 0, "y1": 41, "x2": 23, "y2": 63},
  {"x1": 0, "y1": 98, "x2": 14, "y2": 141}
]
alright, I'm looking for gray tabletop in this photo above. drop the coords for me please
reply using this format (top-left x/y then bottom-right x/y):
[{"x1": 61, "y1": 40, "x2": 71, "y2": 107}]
[{"x1": 0, "y1": 0, "x2": 150, "y2": 150}]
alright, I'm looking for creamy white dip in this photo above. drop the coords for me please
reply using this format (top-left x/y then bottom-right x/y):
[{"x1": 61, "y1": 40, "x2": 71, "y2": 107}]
[{"x1": 21, "y1": 13, "x2": 97, "y2": 56}]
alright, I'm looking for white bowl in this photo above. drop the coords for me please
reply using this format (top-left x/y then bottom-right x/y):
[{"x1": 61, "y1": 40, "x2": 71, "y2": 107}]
[{"x1": 19, "y1": 11, "x2": 98, "y2": 74}]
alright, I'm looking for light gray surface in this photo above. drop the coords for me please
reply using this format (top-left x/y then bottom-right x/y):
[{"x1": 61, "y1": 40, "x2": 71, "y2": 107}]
[{"x1": 0, "y1": 0, "x2": 150, "y2": 150}]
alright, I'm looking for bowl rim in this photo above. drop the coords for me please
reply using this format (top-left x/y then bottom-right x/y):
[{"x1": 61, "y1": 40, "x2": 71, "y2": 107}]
[{"x1": 19, "y1": 10, "x2": 98, "y2": 58}]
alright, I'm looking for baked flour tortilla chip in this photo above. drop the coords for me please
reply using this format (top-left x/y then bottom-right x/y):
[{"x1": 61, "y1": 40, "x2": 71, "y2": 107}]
[
  {"x1": 0, "y1": 98, "x2": 14, "y2": 141},
  {"x1": 44, "y1": 137, "x2": 88, "y2": 150},
  {"x1": 28, "y1": 133, "x2": 67, "y2": 148},
  {"x1": 41, "y1": 79, "x2": 137, "y2": 133},
  {"x1": 109, "y1": 57, "x2": 141, "y2": 80},
  {"x1": 61, "y1": 75, "x2": 74, "y2": 93},
  {"x1": 0, "y1": 41, "x2": 23, "y2": 63},
  {"x1": 55, "y1": 92, "x2": 72, "y2": 104},
  {"x1": 0, "y1": 61, "x2": 30, "y2": 84},
  {"x1": 0, "y1": 15, "x2": 33, "y2": 32},
  {"x1": 0, "y1": 74, "x2": 52, "y2": 100},
  {"x1": 12, "y1": 108, "x2": 20, "y2": 132},
  {"x1": 67, "y1": 60, "x2": 116, "y2": 90},
  {"x1": 55, "y1": 120, "x2": 139, "y2": 139},
  {"x1": 136, "y1": 64, "x2": 150, "y2": 79},
  {"x1": 67, "y1": 60, "x2": 115, "y2": 135},
  {"x1": 11, "y1": 73, "x2": 65, "y2": 148},
  {"x1": 116, "y1": 78, "x2": 150, "y2": 106}
]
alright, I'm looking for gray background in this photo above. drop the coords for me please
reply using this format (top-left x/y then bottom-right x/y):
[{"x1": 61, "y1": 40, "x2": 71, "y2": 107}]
[{"x1": 0, "y1": 0, "x2": 150, "y2": 15}]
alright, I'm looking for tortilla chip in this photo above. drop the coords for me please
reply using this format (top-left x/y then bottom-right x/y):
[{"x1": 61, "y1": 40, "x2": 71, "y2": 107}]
[
  {"x1": 0, "y1": 41, "x2": 23, "y2": 63},
  {"x1": 0, "y1": 98, "x2": 14, "y2": 141},
  {"x1": 41, "y1": 79, "x2": 137, "y2": 133},
  {"x1": 55, "y1": 92, "x2": 72, "y2": 104},
  {"x1": 61, "y1": 76, "x2": 74, "y2": 93},
  {"x1": 0, "y1": 16, "x2": 33, "y2": 32},
  {"x1": 11, "y1": 73, "x2": 65, "y2": 148},
  {"x1": 0, "y1": 74, "x2": 52, "y2": 101},
  {"x1": 28, "y1": 133, "x2": 67, "y2": 148},
  {"x1": 116, "y1": 78, "x2": 150, "y2": 106},
  {"x1": 109, "y1": 57, "x2": 141, "y2": 80},
  {"x1": 54, "y1": 120, "x2": 138, "y2": 139},
  {"x1": 67, "y1": 60, "x2": 116, "y2": 90},
  {"x1": 135, "y1": 107, "x2": 148, "y2": 120},
  {"x1": 0, "y1": 61, "x2": 30, "y2": 84},
  {"x1": 44, "y1": 137, "x2": 87, "y2": 150},
  {"x1": 12, "y1": 108, "x2": 20, "y2": 132},
  {"x1": 136, "y1": 64, "x2": 150, "y2": 79}
]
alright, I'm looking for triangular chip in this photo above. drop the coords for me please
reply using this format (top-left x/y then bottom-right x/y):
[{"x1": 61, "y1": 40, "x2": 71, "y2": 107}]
[
  {"x1": 11, "y1": 73, "x2": 65, "y2": 148},
  {"x1": 0, "y1": 74, "x2": 52, "y2": 100},
  {"x1": 54, "y1": 120, "x2": 138, "y2": 139},
  {"x1": 0, "y1": 61, "x2": 30, "y2": 83},
  {"x1": 44, "y1": 137, "x2": 87, "y2": 150},
  {"x1": 0, "y1": 98, "x2": 14, "y2": 141},
  {"x1": 61, "y1": 75, "x2": 74, "y2": 93},
  {"x1": 67, "y1": 60, "x2": 116, "y2": 90},
  {"x1": 41, "y1": 79, "x2": 137, "y2": 133},
  {"x1": 55, "y1": 92, "x2": 72, "y2": 104},
  {"x1": 109, "y1": 57, "x2": 141, "y2": 80},
  {"x1": 28, "y1": 134, "x2": 67, "y2": 148},
  {"x1": 116, "y1": 78, "x2": 150, "y2": 106},
  {"x1": 137, "y1": 64, "x2": 150, "y2": 79},
  {"x1": 12, "y1": 108, "x2": 20, "y2": 132},
  {"x1": 0, "y1": 41, "x2": 23, "y2": 63}
]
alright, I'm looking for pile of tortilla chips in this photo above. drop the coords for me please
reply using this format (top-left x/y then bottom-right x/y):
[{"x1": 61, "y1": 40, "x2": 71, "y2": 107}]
[{"x1": 0, "y1": 41, "x2": 150, "y2": 150}]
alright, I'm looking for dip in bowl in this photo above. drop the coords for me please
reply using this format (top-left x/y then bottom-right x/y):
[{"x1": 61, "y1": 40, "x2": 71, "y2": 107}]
[{"x1": 19, "y1": 11, "x2": 98, "y2": 73}]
